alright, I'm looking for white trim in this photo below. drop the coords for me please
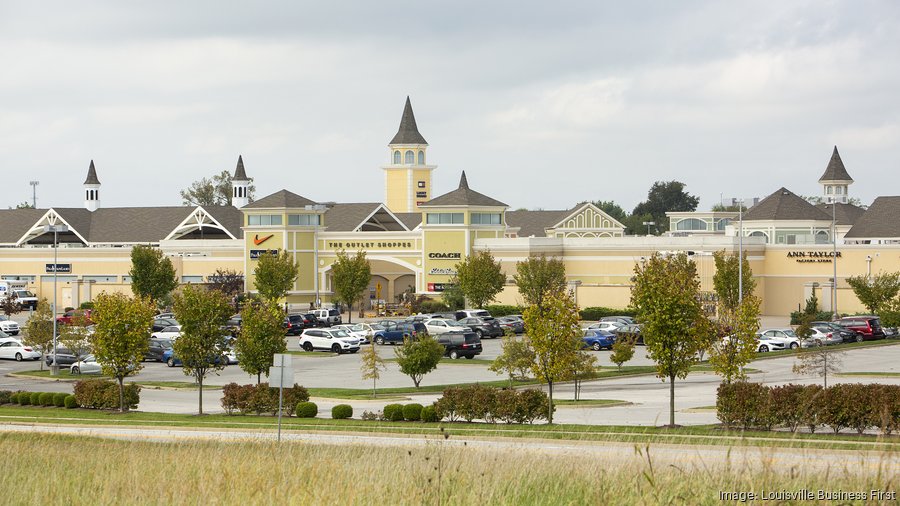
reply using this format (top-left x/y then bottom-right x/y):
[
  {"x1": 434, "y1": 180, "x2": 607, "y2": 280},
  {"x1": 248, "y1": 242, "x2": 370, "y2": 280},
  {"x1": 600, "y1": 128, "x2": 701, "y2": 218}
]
[
  {"x1": 15, "y1": 209, "x2": 91, "y2": 246},
  {"x1": 353, "y1": 204, "x2": 411, "y2": 232},
  {"x1": 163, "y1": 206, "x2": 237, "y2": 241}
]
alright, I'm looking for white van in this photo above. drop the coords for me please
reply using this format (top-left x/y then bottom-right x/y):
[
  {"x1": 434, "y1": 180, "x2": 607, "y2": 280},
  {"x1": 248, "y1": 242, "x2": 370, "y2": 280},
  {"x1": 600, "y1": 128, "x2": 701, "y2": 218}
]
[{"x1": 0, "y1": 282, "x2": 38, "y2": 310}]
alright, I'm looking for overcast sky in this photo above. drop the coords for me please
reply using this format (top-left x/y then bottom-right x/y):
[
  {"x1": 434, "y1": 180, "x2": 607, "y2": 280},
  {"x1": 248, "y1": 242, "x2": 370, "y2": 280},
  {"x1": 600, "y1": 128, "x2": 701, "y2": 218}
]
[{"x1": 2, "y1": 1, "x2": 899, "y2": 213}]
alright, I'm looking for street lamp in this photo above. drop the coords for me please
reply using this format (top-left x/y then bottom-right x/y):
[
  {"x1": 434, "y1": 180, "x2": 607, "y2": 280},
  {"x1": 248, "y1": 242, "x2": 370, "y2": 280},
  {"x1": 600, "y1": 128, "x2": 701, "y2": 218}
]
[
  {"x1": 738, "y1": 198, "x2": 744, "y2": 304},
  {"x1": 642, "y1": 221, "x2": 656, "y2": 236},
  {"x1": 29, "y1": 181, "x2": 39, "y2": 208},
  {"x1": 44, "y1": 224, "x2": 68, "y2": 376},
  {"x1": 831, "y1": 200, "x2": 838, "y2": 319}
]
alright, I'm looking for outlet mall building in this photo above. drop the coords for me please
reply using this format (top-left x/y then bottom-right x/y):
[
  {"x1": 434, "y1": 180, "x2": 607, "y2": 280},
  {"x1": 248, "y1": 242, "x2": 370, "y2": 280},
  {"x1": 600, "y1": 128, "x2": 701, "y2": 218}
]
[{"x1": 2, "y1": 99, "x2": 899, "y2": 316}]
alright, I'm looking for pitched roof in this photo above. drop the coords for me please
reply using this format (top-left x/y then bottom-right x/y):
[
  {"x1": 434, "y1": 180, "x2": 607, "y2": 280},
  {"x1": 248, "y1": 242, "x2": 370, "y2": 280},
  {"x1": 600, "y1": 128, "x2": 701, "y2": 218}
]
[
  {"x1": 233, "y1": 155, "x2": 248, "y2": 181},
  {"x1": 742, "y1": 187, "x2": 832, "y2": 221},
  {"x1": 505, "y1": 210, "x2": 571, "y2": 237},
  {"x1": 84, "y1": 160, "x2": 100, "y2": 185},
  {"x1": 420, "y1": 171, "x2": 507, "y2": 208},
  {"x1": 393, "y1": 212, "x2": 423, "y2": 230},
  {"x1": 389, "y1": 96, "x2": 428, "y2": 145},
  {"x1": 0, "y1": 208, "x2": 48, "y2": 243},
  {"x1": 324, "y1": 203, "x2": 378, "y2": 231},
  {"x1": 818, "y1": 146, "x2": 853, "y2": 183},
  {"x1": 815, "y1": 202, "x2": 867, "y2": 226},
  {"x1": 244, "y1": 189, "x2": 318, "y2": 209},
  {"x1": 844, "y1": 197, "x2": 900, "y2": 239}
]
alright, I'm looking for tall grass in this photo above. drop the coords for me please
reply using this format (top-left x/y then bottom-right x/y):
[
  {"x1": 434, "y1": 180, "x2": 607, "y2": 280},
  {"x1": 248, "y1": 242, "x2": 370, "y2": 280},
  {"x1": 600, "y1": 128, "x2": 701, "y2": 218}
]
[{"x1": 0, "y1": 432, "x2": 896, "y2": 505}]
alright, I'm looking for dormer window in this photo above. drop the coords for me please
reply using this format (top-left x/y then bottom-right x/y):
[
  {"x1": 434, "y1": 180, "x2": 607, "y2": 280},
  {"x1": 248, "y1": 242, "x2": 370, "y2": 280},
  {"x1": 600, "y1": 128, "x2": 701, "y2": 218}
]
[
  {"x1": 826, "y1": 186, "x2": 833, "y2": 194},
  {"x1": 418, "y1": 151, "x2": 425, "y2": 165},
  {"x1": 405, "y1": 150, "x2": 415, "y2": 164},
  {"x1": 393, "y1": 150, "x2": 401, "y2": 164}
]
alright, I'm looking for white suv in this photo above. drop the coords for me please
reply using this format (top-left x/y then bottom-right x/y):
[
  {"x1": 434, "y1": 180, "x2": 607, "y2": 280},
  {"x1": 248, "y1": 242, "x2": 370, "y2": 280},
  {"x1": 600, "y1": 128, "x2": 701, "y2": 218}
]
[
  {"x1": 299, "y1": 328, "x2": 360, "y2": 354},
  {"x1": 311, "y1": 309, "x2": 342, "y2": 326},
  {"x1": 0, "y1": 316, "x2": 20, "y2": 336}
]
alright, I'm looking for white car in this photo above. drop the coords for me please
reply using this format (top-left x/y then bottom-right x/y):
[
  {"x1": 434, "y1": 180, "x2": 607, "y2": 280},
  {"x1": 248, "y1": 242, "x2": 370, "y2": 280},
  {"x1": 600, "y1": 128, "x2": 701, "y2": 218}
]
[
  {"x1": 756, "y1": 329, "x2": 801, "y2": 352},
  {"x1": 582, "y1": 321, "x2": 623, "y2": 333},
  {"x1": 333, "y1": 324, "x2": 372, "y2": 343},
  {"x1": 298, "y1": 328, "x2": 361, "y2": 354},
  {"x1": 0, "y1": 338, "x2": 41, "y2": 361},
  {"x1": 151, "y1": 325, "x2": 182, "y2": 340},
  {"x1": 424, "y1": 318, "x2": 469, "y2": 335},
  {"x1": 807, "y1": 326, "x2": 844, "y2": 346},
  {"x1": 70, "y1": 354, "x2": 103, "y2": 375},
  {"x1": 0, "y1": 315, "x2": 20, "y2": 336}
]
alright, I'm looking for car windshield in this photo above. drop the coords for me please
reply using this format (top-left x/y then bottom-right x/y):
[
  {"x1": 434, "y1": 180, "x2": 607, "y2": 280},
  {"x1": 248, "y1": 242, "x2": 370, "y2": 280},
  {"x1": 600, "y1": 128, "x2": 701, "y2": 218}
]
[
  {"x1": 470, "y1": 311, "x2": 490, "y2": 318},
  {"x1": 347, "y1": 324, "x2": 365, "y2": 331},
  {"x1": 331, "y1": 330, "x2": 351, "y2": 338},
  {"x1": 0, "y1": 315, "x2": 7, "y2": 321},
  {"x1": 783, "y1": 329, "x2": 797, "y2": 337},
  {"x1": 159, "y1": 341, "x2": 173, "y2": 349},
  {"x1": 15, "y1": 290, "x2": 35, "y2": 297},
  {"x1": 370, "y1": 323, "x2": 385, "y2": 330},
  {"x1": 83, "y1": 355, "x2": 95, "y2": 362}
]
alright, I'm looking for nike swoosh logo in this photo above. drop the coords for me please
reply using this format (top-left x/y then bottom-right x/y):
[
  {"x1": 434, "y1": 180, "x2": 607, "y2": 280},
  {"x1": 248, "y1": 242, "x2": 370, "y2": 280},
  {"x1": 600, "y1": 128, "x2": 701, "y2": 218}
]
[{"x1": 253, "y1": 234, "x2": 274, "y2": 245}]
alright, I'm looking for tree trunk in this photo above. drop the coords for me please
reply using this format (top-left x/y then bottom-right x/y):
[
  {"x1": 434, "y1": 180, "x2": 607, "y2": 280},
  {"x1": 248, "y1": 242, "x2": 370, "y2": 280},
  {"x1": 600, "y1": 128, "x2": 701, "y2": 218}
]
[
  {"x1": 373, "y1": 377, "x2": 376, "y2": 398},
  {"x1": 347, "y1": 302, "x2": 352, "y2": 324},
  {"x1": 669, "y1": 374, "x2": 675, "y2": 427},
  {"x1": 118, "y1": 376, "x2": 126, "y2": 413},
  {"x1": 198, "y1": 374, "x2": 204, "y2": 415},
  {"x1": 257, "y1": 372, "x2": 261, "y2": 385},
  {"x1": 548, "y1": 381, "x2": 554, "y2": 424}
]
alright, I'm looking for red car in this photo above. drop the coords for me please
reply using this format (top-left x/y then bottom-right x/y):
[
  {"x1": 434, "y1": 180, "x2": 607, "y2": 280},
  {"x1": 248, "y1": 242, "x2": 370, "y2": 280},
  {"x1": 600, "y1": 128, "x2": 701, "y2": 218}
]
[
  {"x1": 838, "y1": 316, "x2": 884, "y2": 340},
  {"x1": 56, "y1": 309, "x2": 93, "y2": 326}
]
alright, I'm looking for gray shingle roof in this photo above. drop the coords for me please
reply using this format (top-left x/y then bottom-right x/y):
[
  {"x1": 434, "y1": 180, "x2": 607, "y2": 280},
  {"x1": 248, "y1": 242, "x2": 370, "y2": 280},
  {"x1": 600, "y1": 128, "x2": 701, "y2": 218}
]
[
  {"x1": 233, "y1": 155, "x2": 248, "y2": 181},
  {"x1": 818, "y1": 146, "x2": 853, "y2": 182},
  {"x1": 815, "y1": 202, "x2": 866, "y2": 226},
  {"x1": 844, "y1": 197, "x2": 900, "y2": 239},
  {"x1": 244, "y1": 189, "x2": 318, "y2": 209},
  {"x1": 420, "y1": 172, "x2": 507, "y2": 208},
  {"x1": 0, "y1": 208, "x2": 49, "y2": 243},
  {"x1": 505, "y1": 209, "x2": 571, "y2": 237},
  {"x1": 324, "y1": 203, "x2": 381, "y2": 231},
  {"x1": 742, "y1": 187, "x2": 832, "y2": 221},
  {"x1": 84, "y1": 160, "x2": 100, "y2": 185},
  {"x1": 389, "y1": 96, "x2": 428, "y2": 145},
  {"x1": 393, "y1": 212, "x2": 423, "y2": 229}
]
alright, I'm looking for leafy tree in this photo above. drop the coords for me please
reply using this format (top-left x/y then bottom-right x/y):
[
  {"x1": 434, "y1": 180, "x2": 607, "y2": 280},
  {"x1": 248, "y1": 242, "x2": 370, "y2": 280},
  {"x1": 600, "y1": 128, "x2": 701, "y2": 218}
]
[
  {"x1": 880, "y1": 297, "x2": 900, "y2": 329},
  {"x1": 632, "y1": 181, "x2": 700, "y2": 234},
  {"x1": 631, "y1": 252, "x2": 707, "y2": 427},
  {"x1": 59, "y1": 313, "x2": 93, "y2": 362},
  {"x1": 393, "y1": 335, "x2": 445, "y2": 388},
  {"x1": 129, "y1": 245, "x2": 178, "y2": 304},
  {"x1": 514, "y1": 254, "x2": 566, "y2": 310},
  {"x1": 489, "y1": 335, "x2": 536, "y2": 386},
  {"x1": 331, "y1": 250, "x2": 371, "y2": 324},
  {"x1": 90, "y1": 292, "x2": 155, "y2": 412},
  {"x1": 610, "y1": 334, "x2": 635, "y2": 371},
  {"x1": 793, "y1": 340, "x2": 845, "y2": 388},
  {"x1": 440, "y1": 280, "x2": 465, "y2": 310},
  {"x1": 254, "y1": 251, "x2": 299, "y2": 303},
  {"x1": 846, "y1": 272, "x2": 900, "y2": 315},
  {"x1": 454, "y1": 250, "x2": 506, "y2": 309},
  {"x1": 1, "y1": 292, "x2": 21, "y2": 317},
  {"x1": 23, "y1": 299, "x2": 54, "y2": 371},
  {"x1": 207, "y1": 269, "x2": 244, "y2": 301},
  {"x1": 173, "y1": 286, "x2": 233, "y2": 414},
  {"x1": 360, "y1": 340, "x2": 386, "y2": 397},
  {"x1": 712, "y1": 250, "x2": 756, "y2": 312},
  {"x1": 235, "y1": 300, "x2": 287, "y2": 384},
  {"x1": 14, "y1": 201, "x2": 35, "y2": 209},
  {"x1": 708, "y1": 295, "x2": 761, "y2": 383},
  {"x1": 622, "y1": 211, "x2": 656, "y2": 236},
  {"x1": 180, "y1": 170, "x2": 255, "y2": 206},
  {"x1": 523, "y1": 290, "x2": 583, "y2": 423},
  {"x1": 591, "y1": 200, "x2": 627, "y2": 223},
  {"x1": 570, "y1": 351, "x2": 598, "y2": 401},
  {"x1": 710, "y1": 203, "x2": 747, "y2": 212},
  {"x1": 803, "y1": 292, "x2": 819, "y2": 316}
]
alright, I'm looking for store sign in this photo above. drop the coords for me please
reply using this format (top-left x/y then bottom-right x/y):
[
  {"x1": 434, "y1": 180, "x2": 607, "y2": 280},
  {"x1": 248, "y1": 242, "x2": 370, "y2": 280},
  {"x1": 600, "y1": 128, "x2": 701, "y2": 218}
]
[
  {"x1": 326, "y1": 241, "x2": 414, "y2": 250},
  {"x1": 428, "y1": 252, "x2": 461, "y2": 259},
  {"x1": 787, "y1": 251, "x2": 842, "y2": 263},
  {"x1": 46, "y1": 264, "x2": 71, "y2": 273},
  {"x1": 250, "y1": 249, "x2": 279, "y2": 259},
  {"x1": 429, "y1": 268, "x2": 456, "y2": 275},
  {"x1": 427, "y1": 282, "x2": 454, "y2": 292}
]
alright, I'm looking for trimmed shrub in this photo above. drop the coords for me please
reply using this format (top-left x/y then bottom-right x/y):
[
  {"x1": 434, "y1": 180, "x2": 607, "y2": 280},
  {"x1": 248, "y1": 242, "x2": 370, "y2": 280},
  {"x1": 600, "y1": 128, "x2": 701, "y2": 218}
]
[
  {"x1": 281, "y1": 384, "x2": 311, "y2": 416},
  {"x1": 769, "y1": 384, "x2": 806, "y2": 432},
  {"x1": 821, "y1": 384, "x2": 852, "y2": 434},
  {"x1": 8, "y1": 392, "x2": 19, "y2": 404},
  {"x1": 295, "y1": 401, "x2": 318, "y2": 418},
  {"x1": 39, "y1": 392, "x2": 54, "y2": 406},
  {"x1": 73, "y1": 379, "x2": 140, "y2": 410},
  {"x1": 30, "y1": 392, "x2": 42, "y2": 406},
  {"x1": 53, "y1": 392, "x2": 68, "y2": 407},
  {"x1": 789, "y1": 310, "x2": 834, "y2": 325},
  {"x1": 579, "y1": 306, "x2": 637, "y2": 321},
  {"x1": 419, "y1": 301, "x2": 450, "y2": 313},
  {"x1": 403, "y1": 403, "x2": 423, "y2": 422},
  {"x1": 223, "y1": 383, "x2": 310, "y2": 416},
  {"x1": 842, "y1": 383, "x2": 874, "y2": 434},
  {"x1": 79, "y1": 301, "x2": 95, "y2": 310},
  {"x1": 18, "y1": 392, "x2": 30, "y2": 405},
  {"x1": 458, "y1": 385, "x2": 496, "y2": 422},
  {"x1": 484, "y1": 305, "x2": 524, "y2": 317},
  {"x1": 492, "y1": 388, "x2": 522, "y2": 424},
  {"x1": 331, "y1": 404, "x2": 353, "y2": 420},
  {"x1": 873, "y1": 384, "x2": 900, "y2": 435},
  {"x1": 798, "y1": 384, "x2": 824, "y2": 433},
  {"x1": 383, "y1": 403, "x2": 405, "y2": 422},
  {"x1": 221, "y1": 383, "x2": 253, "y2": 415},
  {"x1": 435, "y1": 388, "x2": 461, "y2": 422},
  {"x1": 64, "y1": 395, "x2": 78, "y2": 409},
  {"x1": 0, "y1": 390, "x2": 12, "y2": 404},
  {"x1": 421, "y1": 405, "x2": 438, "y2": 423},
  {"x1": 517, "y1": 389, "x2": 552, "y2": 424}
]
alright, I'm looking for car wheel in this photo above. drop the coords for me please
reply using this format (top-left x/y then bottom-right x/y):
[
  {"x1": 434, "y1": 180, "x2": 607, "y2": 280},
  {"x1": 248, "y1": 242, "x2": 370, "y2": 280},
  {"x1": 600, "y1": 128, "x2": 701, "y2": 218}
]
[
  {"x1": 375, "y1": 336, "x2": 385, "y2": 345},
  {"x1": 449, "y1": 350, "x2": 460, "y2": 360},
  {"x1": 464, "y1": 355, "x2": 474, "y2": 360},
  {"x1": 475, "y1": 330, "x2": 483, "y2": 339},
  {"x1": 855, "y1": 334, "x2": 863, "y2": 343},
  {"x1": 15, "y1": 353, "x2": 22, "y2": 362},
  {"x1": 167, "y1": 358, "x2": 175, "y2": 367},
  {"x1": 220, "y1": 355, "x2": 229, "y2": 366},
  {"x1": 72, "y1": 366, "x2": 80, "y2": 375},
  {"x1": 789, "y1": 342, "x2": 799, "y2": 350},
  {"x1": 591, "y1": 342, "x2": 602, "y2": 351},
  {"x1": 332, "y1": 344, "x2": 342, "y2": 354},
  {"x1": 302, "y1": 342, "x2": 314, "y2": 352},
  {"x1": 815, "y1": 339, "x2": 822, "y2": 347},
  {"x1": 759, "y1": 345, "x2": 769, "y2": 353}
]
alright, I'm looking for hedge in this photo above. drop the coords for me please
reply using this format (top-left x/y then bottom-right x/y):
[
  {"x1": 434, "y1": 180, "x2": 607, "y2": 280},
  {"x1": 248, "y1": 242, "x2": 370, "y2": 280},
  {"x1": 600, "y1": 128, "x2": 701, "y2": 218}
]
[
  {"x1": 29, "y1": 392, "x2": 42, "y2": 406},
  {"x1": 483, "y1": 305, "x2": 524, "y2": 317},
  {"x1": 421, "y1": 405, "x2": 438, "y2": 423},
  {"x1": 18, "y1": 392, "x2": 30, "y2": 405},
  {"x1": 73, "y1": 379, "x2": 141, "y2": 410},
  {"x1": 8, "y1": 392, "x2": 18, "y2": 404},
  {"x1": 331, "y1": 404, "x2": 353, "y2": 420},
  {"x1": 64, "y1": 395, "x2": 78, "y2": 409},
  {"x1": 295, "y1": 401, "x2": 318, "y2": 418},
  {"x1": 402, "y1": 403, "x2": 423, "y2": 421},
  {"x1": 420, "y1": 301, "x2": 450, "y2": 313},
  {"x1": 717, "y1": 382, "x2": 900, "y2": 434},
  {"x1": 53, "y1": 392, "x2": 68, "y2": 407},
  {"x1": 383, "y1": 403, "x2": 405, "y2": 422},
  {"x1": 789, "y1": 311, "x2": 835, "y2": 325},
  {"x1": 435, "y1": 385, "x2": 551, "y2": 424},
  {"x1": 221, "y1": 383, "x2": 310, "y2": 416},
  {"x1": 578, "y1": 307, "x2": 637, "y2": 321},
  {"x1": 0, "y1": 390, "x2": 12, "y2": 404}
]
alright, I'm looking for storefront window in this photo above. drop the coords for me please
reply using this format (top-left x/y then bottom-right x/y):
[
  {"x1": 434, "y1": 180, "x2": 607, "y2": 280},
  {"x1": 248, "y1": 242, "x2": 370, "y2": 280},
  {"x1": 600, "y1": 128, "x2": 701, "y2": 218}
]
[
  {"x1": 426, "y1": 213, "x2": 464, "y2": 224},
  {"x1": 471, "y1": 213, "x2": 502, "y2": 225},
  {"x1": 288, "y1": 214, "x2": 321, "y2": 226},
  {"x1": 676, "y1": 218, "x2": 707, "y2": 231},
  {"x1": 248, "y1": 214, "x2": 283, "y2": 226}
]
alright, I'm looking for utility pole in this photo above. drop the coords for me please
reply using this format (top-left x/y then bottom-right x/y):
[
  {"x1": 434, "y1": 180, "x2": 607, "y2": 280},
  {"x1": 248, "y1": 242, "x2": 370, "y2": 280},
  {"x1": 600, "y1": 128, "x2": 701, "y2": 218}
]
[
  {"x1": 738, "y1": 198, "x2": 743, "y2": 304},
  {"x1": 29, "y1": 181, "x2": 39, "y2": 208}
]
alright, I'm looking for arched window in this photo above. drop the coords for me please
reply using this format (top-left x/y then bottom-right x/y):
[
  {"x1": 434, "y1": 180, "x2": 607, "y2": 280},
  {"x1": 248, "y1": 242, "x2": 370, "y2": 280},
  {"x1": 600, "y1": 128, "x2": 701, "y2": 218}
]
[
  {"x1": 826, "y1": 186, "x2": 833, "y2": 194},
  {"x1": 393, "y1": 151, "x2": 401, "y2": 164},
  {"x1": 676, "y1": 218, "x2": 707, "y2": 231},
  {"x1": 836, "y1": 186, "x2": 843, "y2": 195},
  {"x1": 815, "y1": 230, "x2": 829, "y2": 244},
  {"x1": 418, "y1": 151, "x2": 425, "y2": 165},
  {"x1": 749, "y1": 231, "x2": 768, "y2": 241},
  {"x1": 716, "y1": 218, "x2": 731, "y2": 231},
  {"x1": 405, "y1": 150, "x2": 415, "y2": 164}
]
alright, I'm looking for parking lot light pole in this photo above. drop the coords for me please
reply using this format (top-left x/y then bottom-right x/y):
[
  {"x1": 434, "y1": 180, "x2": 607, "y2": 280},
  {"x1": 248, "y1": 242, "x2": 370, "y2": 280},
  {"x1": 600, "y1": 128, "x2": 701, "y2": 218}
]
[
  {"x1": 44, "y1": 224, "x2": 68, "y2": 376},
  {"x1": 642, "y1": 221, "x2": 655, "y2": 236},
  {"x1": 832, "y1": 200, "x2": 838, "y2": 320}
]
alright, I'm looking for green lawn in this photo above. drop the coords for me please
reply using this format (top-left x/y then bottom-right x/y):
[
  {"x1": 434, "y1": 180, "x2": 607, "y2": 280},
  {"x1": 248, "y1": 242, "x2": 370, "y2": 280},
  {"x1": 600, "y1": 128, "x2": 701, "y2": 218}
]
[
  {"x1": 552, "y1": 399, "x2": 630, "y2": 407},
  {"x1": 750, "y1": 339, "x2": 900, "y2": 361},
  {"x1": 837, "y1": 371, "x2": 900, "y2": 377},
  {"x1": 11, "y1": 371, "x2": 218, "y2": 390}
]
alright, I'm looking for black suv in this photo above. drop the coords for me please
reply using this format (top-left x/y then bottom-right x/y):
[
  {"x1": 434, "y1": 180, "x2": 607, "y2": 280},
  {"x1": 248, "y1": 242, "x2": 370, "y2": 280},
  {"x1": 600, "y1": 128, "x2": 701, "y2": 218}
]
[
  {"x1": 152, "y1": 317, "x2": 179, "y2": 332},
  {"x1": 145, "y1": 338, "x2": 173, "y2": 362},
  {"x1": 436, "y1": 331, "x2": 482, "y2": 359},
  {"x1": 285, "y1": 314, "x2": 308, "y2": 336},
  {"x1": 457, "y1": 317, "x2": 503, "y2": 339}
]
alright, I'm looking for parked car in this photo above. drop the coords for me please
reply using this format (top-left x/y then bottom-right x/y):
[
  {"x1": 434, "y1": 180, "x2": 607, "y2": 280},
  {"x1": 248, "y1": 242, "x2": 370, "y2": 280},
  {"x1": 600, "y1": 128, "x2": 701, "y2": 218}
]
[
  {"x1": 70, "y1": 354, "x2": 103, "y2": 375},
  {"x1": 583, "y1": 321, "x2": 623, "y2": 333},
  {"x1": 436, "y1": 331, "x2": 482, "y2": 359},
  {"x1": 162, "y1": 348, "x2": 232, "y2": 367},
  {"x1": 812, "y1": 321, "x2": 861, "y2": 343},
  {"x1": 151, "y1": 325, "x2": 182, "y2": 341},
  {"x1": 373, "y1": 321, "x2": 427, "y2": 345},
  {"x1": 44, "y1": 347, "x2": 79, "y2": 367},
  {"x1": 756, "y1": 329, "x2": 801, "y2": 352},
  {"x1": 806, "y1": 326, "x2": 844, "y2": 346},
  {"x1": 151, "y1": 317, "x2": 179, "y2": 332},
  {"x1": 582, "y1": 329, "x2": 616, "y2": 351},
  {"x1": 145, "y1": 337, "x2": 174, "y2": 362},
  {"x1": 302, "y1": 313, "x2": 326, "y2": 327},
  {"x1": 332, "y1": 324, "x2": 372, "y2": 343},
  {"x1": 454, "y1": 309, "x2": 492, "y2": 320},
  {"x1": 838, "y1": 316, "x2": 885, "y2": 340},
  {"x1": 298, "y1": 328, "x2": 361, "y2": 353},
  {"x1": 424, "y1": 318, "x2": 469, "y2": 335},
  {"x1": 0, "y1": 315, "x2": 20, "y2": 335},
  {"x1": 600, "y1": 316, "x2": 636, "y2": 325},
  {"x1": 614, "y1": 324, "x2": 644, "y2": 345},
  {"x1": 56, "y1": 309, "x2": 93, "y2": 326},
  {"x1": 497, "y1": 316, "x2": 525, "y2": 334},
  {"x1": 311, "y1": 308, "x2": 342, "y2": 326},
  {"x1": 456, "y1": 317, "x2": 503, "y2": 339},
  {"x1": 156, "y1": 312, "x2": 176, "y2": 319},
  {"x1": 0, "y1": 338, "x2": 41, "y2": 361},
  {"x1": 225, "y1": 315, "x2": 243, "y2": 336},
  {"x1": 284, "y1": 314, "x2": 307, "y2": 336}
]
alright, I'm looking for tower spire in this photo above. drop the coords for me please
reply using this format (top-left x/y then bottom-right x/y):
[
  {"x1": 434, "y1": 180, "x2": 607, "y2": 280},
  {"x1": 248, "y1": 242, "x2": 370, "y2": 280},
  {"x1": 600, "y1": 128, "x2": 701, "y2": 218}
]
[
  {"x1": 389, "y1": 96, "x2": 428, "y2": 145},
  {"x1": 83, "y1": 160, "x2": 101, "y2": 211},
  {"x1": 233, "y1": 155, "x2": 248, "y2": 181},
  {"x1": 459, "y1": 171, "x2": 469, "y2": 189},
  {"x1": 232, "y1": 155, "x2": 250, "y2": 208},
  {"x1": 84, "y1": 160, "x2": 100, "y2": 185}
]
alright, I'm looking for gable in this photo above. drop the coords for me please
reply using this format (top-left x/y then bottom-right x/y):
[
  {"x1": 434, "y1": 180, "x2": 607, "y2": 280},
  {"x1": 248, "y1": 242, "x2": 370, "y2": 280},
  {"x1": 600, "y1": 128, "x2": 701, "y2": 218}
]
[{"x1": 552, "y1": 203, "x2": 626, "y2": 231}]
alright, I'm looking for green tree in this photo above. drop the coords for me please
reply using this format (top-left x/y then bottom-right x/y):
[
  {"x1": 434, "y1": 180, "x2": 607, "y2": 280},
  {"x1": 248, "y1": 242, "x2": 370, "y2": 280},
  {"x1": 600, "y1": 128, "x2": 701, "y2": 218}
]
[
  {"x1": 631, "y1": 252, "x2": 707, "y2": 427},
  {"x1": 708, "y1": 295, "x2": 761, "y2": 383},
  {"x1": 792, "y1": 339, "x2": 845, "y2": 388},
  {"x1": 235, "y1": 300, "x2": 287, "y2": 384},
  {"x1": 14, "y1": 201, "x2": 35, "y2": 209},
  {"x1": 489, "y1": 335, "x2": 536, "y2": 386},
  {"x1": 632, "y1": 181, "x2": 700, "y2": 234},
  {"x1": 622, "y1": 212, "x2": 656, "y2": 236},
  {"x1": 23, "y1": 299, "x2": 54, "y2": 371},
  {"x1": 90, "y1": 292, "x2": 155, "y2": 412},
  {"x1": 712, "y1": 250, "x2": 756, "y2": 312},
  {"x1": 591, "y1": 200, "x2": 627, "y2": 223},
  {"x1": 360, "y1": 340, "x2": 386, "y2": 397},
  {"x1": 523, "y1": 290, "x2": 583, "y2": 423},
  {"x1": 609, "y1": 334, "x2": 635, "y2": 371},
  {"x1": 129, "y1": 245, "x2": 178, "y2": 304},
  {"x1": 180, "y1": 170, "x2": 256, "y2": 206},
  {"x1": 514, "y1": 254, "x2": 567, "y2": 310},
  {"x1": 711, "y1": 203, "x2": 747, "y2": 212},
  {"x1": 441, "y1": 280, "x2": 465, "y2": 310},
  {"x1": 59, "y1": 313, "x2": 93, "y2": 362},
  {"x1": 207, "y1": 269, "x2": 244, "y2": 302},
  {"x1": 331, "y1": 250, "x2": 371, "y2": 324},
  {"x1": 173, "y1": 286, "x2": 233, "y2": 414},
  {"x1": 253, "y1": 251, "x2": 299, "y2": 303},
  {"x1": 846, "y1": 272, "x2": 900, "y2": 315},
  {"x1": 1, "y1": 292, "x2": 21, "y2": 317},
  {"x1": 570, "y1": 350, "x2": 598, "y2": 401},
  {"x1": 454, "y1": 250, "x2": 506, "y2": 309},
  {"x1": 393, "y1": 335, "x2": 445, "y2": 388}
]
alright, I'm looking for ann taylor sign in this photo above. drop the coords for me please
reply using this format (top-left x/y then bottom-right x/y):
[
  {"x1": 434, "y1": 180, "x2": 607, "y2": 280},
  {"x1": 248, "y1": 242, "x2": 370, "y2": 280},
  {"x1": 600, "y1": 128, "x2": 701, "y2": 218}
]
[{"x1": 787, "y1": 251, "x2": 842, "y2": 263}]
